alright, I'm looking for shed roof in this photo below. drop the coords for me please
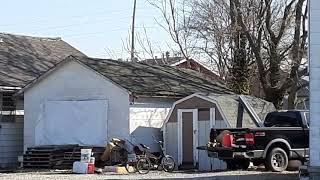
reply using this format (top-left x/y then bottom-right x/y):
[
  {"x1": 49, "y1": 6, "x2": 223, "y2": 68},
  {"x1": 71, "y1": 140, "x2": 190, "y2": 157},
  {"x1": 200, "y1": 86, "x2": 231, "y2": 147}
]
[
  {"x1": 206, "y1": 94, "x2": 275, "y2": 127},
  {"x1": 19, "y1": 56, "x2": 233, "y2": 97},
  {"x1": 163, "y1": 93, "x2": 275, "y2": 128},
  {"x1": 0, "y1": 33, "x2": 86, "y2": 88}
]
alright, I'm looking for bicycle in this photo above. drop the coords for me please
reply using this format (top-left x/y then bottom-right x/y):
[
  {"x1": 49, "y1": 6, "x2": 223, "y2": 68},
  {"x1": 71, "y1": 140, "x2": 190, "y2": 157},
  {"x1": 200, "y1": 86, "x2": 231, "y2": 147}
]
[
  {"x1": 139, "y1": 140, "x2": 175, "y2": 172},
  {"x1": 124, "y1": 154, "x2": 151, "y2": 174},
  {"x1": 121, "y1": 140, "x2": 151, "y2": 174}
]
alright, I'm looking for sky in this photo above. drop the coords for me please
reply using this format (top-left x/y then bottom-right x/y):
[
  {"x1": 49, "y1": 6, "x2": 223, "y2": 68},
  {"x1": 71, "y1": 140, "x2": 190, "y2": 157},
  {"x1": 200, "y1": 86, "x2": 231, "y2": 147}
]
[{"x1": 0, "y1": 0, "x2": 172, "y2": 59}]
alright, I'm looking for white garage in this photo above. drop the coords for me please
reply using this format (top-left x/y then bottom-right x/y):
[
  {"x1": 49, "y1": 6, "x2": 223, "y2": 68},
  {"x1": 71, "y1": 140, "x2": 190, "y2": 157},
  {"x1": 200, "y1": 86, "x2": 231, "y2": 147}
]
[
  {"x1": 19, "y1": 56, "x2": 232, "y2": 152},
  {"x1": 21, "y1": 58, "x2": 130, "y2": 150}
]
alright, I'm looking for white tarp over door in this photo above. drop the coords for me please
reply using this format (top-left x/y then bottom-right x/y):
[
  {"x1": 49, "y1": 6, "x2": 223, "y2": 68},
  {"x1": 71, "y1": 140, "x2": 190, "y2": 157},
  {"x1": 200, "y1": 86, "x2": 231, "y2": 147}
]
[{"x1": 36, "y1": 100, "x2": 108, "y2": 146}]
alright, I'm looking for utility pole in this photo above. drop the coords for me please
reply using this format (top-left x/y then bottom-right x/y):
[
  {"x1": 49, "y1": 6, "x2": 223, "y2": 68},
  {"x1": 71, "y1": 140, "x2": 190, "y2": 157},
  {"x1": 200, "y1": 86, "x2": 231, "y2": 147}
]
[{"x1": 131, "y1": 0, "x2": 137, "y2": 62}]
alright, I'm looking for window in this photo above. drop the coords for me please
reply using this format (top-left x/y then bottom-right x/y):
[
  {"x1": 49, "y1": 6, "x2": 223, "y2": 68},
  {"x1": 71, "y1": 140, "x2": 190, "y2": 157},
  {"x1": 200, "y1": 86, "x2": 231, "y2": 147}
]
[
  {"x1": 1, "y1": 91, "x2": 16, "y2": 122},
  {"x1": 2, "y1": 91, "x2": 15, "y2": 111},
  {"x1": 264, "y1": 112, "x2": 301, "y2": 127}
]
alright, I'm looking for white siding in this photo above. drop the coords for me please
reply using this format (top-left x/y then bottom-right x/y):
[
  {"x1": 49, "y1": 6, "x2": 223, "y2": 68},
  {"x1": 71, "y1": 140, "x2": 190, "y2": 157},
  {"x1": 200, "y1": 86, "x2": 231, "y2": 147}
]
[
  {"x1": 310, "y1": 1, "x2": 320, "y2": 167},
  {"x1": 129, "y1": 106, "x2": 170, "y2": 132},
  {"x1": 0, "y1": 115, "x2": 24, "y2": 168},
  {"x1": 24, "y1": 61, "x2": 130, "y2": 151},
  {"x1": 129, "y1": 102, "x2": 171, "y2": 152},
  {"x1": 198, "y1": 120, "x2": 227, "y2": 171},
  {"x1": 165, "y1": 122, "x2": 178, "y2": 165}
]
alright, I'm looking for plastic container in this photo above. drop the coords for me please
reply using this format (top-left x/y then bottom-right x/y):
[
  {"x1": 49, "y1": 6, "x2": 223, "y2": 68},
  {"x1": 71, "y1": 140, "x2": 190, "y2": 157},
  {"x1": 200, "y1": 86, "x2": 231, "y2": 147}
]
[
  {"x1": 222, "y1": 134, "x2": 233, "y2": 147},
  {"x1": 89, "y1": 157, "x2": 95, "y2": 164},
  {"x1": 87, "y1": 163, "x2": 95, "y2": 174},
  {"x1": 81, "y1": 149, "x2": 92, "y2": 163},
  {"x1": 72, "y1": 161, "x2": 88, "y2": 174}
]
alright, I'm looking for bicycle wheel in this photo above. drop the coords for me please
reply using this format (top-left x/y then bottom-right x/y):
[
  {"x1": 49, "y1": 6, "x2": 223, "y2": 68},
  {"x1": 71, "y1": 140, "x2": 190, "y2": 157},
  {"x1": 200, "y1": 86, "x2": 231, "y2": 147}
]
[
  {"x1": 136, "y1": 157, "x2": 151, "y2": 174},
  {"x1": 161, "y1": 155, "x2": 175, "y2": 172}
]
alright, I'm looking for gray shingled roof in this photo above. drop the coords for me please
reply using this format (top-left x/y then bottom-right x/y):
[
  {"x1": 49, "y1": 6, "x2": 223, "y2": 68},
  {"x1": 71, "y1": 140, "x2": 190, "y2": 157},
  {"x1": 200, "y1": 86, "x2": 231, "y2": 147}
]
[
  {"x1": 75, "y1": 56, "x2": 232, "y2": 97},
  {"x1": 139, "y1": 57, "x2": 184, "y2": 65},
  {"x1": 0, "y1": 33, "x2": 86, "y2": 87},
  {"x1": 205, "y1": 93, "x2": 275, "y2": 128}
]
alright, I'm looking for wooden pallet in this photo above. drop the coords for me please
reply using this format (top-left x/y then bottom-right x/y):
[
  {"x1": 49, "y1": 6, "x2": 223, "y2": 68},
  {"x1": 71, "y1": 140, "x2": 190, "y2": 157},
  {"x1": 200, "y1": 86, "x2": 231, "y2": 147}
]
[{"x1": 23, "y1": 145, "x2": 104, "y2": 169}]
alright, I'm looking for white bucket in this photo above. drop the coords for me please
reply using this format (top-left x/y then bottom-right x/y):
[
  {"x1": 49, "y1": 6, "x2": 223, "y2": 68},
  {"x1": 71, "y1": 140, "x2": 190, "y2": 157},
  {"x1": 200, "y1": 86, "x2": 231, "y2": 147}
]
[
  {"x1": 80, "y1": 149, "x2": 92, "y2": 163},
  {"x1": 89, "y1": 157, "x2": 95, "y2": 164}
]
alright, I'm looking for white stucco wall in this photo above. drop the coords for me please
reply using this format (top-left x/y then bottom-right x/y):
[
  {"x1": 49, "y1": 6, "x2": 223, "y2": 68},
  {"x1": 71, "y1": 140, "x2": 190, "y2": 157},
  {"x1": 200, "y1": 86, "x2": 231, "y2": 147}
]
[
  {"x1": 310, "y1": 0, "x2": 320, "y2": 167},
  {"x1": 23, "y1": 61, "x2": 130, "y2": 150}
]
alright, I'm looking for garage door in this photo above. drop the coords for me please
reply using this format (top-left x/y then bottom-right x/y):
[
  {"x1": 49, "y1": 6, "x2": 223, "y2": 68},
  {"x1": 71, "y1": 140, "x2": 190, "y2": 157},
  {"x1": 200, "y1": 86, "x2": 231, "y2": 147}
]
[{"x1": 35, "y1": 100, "x2": 108, "y2": 146}]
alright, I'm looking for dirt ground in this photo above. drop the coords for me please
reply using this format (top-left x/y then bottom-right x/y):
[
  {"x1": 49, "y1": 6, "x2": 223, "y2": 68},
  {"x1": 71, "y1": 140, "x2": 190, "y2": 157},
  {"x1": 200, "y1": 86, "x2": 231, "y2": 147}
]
[{"x1": 0, "y1": 169, "x2": 299, "y2": 180}]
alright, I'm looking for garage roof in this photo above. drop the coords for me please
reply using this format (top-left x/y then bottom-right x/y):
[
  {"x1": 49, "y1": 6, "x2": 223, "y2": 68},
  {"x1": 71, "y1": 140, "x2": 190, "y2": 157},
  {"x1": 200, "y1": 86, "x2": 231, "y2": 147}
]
[
  {"x1": 79, "y1": 57, "x2": 233, "y2": 97},
  {"x1": 19, "y1": 56, "x2": 233, "y2": 97},
  {"x1": 0, "y1": 33, "x2": 86, "y2": 88}
]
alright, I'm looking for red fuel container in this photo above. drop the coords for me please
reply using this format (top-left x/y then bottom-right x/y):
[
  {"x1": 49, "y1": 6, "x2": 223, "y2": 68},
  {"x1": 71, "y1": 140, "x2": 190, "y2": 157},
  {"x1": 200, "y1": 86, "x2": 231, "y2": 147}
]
[
  {"x1": 222, "y1": 134, "x2": 233, "y2": 147},
  {"x1": 87, "y1": 163, "x2": 95, "y2": 174}
]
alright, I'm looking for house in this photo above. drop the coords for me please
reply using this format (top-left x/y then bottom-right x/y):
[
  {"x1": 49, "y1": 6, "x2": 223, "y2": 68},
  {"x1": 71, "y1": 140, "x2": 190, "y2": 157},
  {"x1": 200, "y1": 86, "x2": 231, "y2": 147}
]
[
  {"x1": 309, "y1": 0, "x2": 320, "y2": 173},
  {"x1": 17, "y1": 55, "x2": 232, "y2": 162},
  {"x1": 162, "y1": 93, "x2": 275, "y2": 171},
  {"x1": 0, "y1": 33, "x2": 86, "y2": 168},
  {"x1": 140, "y1": 55, "x2": 224, "y2": 83}
]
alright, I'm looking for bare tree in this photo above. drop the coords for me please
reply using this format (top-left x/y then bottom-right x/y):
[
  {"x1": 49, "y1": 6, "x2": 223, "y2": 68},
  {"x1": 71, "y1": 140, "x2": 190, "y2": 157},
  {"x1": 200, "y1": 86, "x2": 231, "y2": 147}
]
[
  {"x1": 148, "y1": 0, "x2": 191, "y2": 60},
  {"x1": 183, "y1": 0, "x2": 256, "y2": 93},
  {"x1": 233, "y1": 0, "x2": 308, "y2": 108},
  {"x1": 136, "y1": 26, "x2": 156, "y2": 59},
  {"x1": 144, "y1": 0, "x2": 308, "y2": 108}
]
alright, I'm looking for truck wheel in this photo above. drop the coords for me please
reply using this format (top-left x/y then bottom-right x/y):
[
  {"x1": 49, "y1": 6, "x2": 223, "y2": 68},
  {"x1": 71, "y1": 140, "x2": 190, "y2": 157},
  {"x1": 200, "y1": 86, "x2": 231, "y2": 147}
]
[{"x1": 266, "y1": 148, "x2": 288, "y2": 172}]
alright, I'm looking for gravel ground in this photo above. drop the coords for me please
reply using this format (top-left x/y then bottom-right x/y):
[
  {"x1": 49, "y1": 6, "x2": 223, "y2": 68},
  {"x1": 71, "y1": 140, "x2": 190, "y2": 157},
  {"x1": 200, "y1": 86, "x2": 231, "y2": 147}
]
[{"x1": 0, "y1": 169, "x2": 299, "y2": 180}]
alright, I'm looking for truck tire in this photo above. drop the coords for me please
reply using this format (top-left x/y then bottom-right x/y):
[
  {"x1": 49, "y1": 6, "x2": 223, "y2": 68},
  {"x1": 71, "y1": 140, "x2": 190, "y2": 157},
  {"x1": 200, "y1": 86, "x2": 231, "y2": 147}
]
[{"x1": 265, "y1": 147, "x2": 288, "y2": 172}]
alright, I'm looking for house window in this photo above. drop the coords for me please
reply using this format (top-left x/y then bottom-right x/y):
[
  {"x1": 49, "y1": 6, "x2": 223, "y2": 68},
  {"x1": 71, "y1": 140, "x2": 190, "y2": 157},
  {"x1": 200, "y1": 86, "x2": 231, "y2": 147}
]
[{"x1": 1, "y1": 91, "x2": 16, "y2": 122}]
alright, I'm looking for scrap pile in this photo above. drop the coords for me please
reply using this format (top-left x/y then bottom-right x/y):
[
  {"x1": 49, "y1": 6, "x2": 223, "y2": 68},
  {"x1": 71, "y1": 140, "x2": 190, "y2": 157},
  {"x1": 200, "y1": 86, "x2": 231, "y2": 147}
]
[
  {"x1": 100, "y1": 138, "x2": 129, "y2": 165},
  {"x1": 23, "y1": 145, "x2": 104, "y2": 169}
]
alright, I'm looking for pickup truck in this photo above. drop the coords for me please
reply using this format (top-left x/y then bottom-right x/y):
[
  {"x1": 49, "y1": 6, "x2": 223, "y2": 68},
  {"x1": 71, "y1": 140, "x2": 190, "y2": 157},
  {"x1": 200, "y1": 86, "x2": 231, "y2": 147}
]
[{"x1": 205, "y1": 110, "x2": 309, "y2": 172}]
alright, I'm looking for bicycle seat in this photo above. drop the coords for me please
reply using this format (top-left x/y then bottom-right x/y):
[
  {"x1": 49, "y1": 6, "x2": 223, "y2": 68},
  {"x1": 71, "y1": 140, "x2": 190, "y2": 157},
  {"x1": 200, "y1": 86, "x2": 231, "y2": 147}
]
[{"x1": 140, "y1": 143, "x2": 150, "y2": 150}]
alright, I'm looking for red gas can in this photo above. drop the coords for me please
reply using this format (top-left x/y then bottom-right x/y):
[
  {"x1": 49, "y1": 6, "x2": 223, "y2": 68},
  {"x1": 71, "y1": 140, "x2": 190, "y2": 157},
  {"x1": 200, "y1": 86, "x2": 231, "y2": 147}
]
[
  {"x1": 87, "y1": 163, "x2": 95, "y2": 174},
  {"x1": 222, "y1": 134, "x2": 234, "y2": 147}
]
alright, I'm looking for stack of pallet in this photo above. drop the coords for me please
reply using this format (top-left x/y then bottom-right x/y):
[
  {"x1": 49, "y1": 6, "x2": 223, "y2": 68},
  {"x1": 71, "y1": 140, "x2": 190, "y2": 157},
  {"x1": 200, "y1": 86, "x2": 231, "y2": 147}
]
[{"x1": 23, "y1": 145, "x2": 104, "y2": 169}]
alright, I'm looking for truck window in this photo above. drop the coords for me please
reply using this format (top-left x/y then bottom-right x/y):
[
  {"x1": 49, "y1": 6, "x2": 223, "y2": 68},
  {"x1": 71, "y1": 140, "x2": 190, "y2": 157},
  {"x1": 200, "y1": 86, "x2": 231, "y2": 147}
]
[{"x1": 264, "y1": 112, "x2": 301, "y2": 127}]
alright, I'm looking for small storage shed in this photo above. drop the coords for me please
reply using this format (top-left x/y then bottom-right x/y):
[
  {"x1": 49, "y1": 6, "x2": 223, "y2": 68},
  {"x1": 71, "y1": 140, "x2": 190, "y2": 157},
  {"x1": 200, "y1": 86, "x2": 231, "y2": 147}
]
[{"x1": 163, "y1": 93, "x2": 275, "y2": 171}]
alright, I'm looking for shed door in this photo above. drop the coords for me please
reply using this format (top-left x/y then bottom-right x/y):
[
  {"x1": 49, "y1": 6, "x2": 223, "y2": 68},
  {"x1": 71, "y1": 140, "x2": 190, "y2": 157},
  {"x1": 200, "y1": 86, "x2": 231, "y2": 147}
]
[
  {"x1": 177, "y1": 109, "x2": 198, "y2": 167},
  {"x1": 182, "y1": 112, "x2": 193, "y2": 163},
  {"x1": 36, "y1": 100, "x2": 108, "y2": 146}
]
